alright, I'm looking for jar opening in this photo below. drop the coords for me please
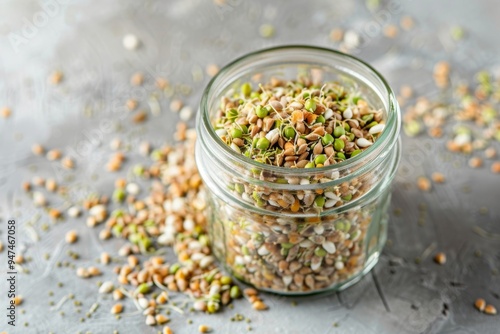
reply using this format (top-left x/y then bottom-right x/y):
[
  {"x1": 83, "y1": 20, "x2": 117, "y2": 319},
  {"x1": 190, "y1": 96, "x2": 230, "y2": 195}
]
[{"x1": 199, "y1": 45, "x2": 400, "y2": 178}]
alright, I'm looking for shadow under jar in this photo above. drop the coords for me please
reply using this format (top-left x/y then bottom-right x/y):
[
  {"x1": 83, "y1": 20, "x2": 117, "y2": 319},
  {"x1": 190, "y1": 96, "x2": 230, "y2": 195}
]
[{"x1": 196, "y1": 46, "x2": 401, "y2": 295}]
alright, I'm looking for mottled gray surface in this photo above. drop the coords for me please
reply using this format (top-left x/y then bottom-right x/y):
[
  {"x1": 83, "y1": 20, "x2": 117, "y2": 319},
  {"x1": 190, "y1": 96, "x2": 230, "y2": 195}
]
[{"x1": 0, "y1": 0, "x2": 500, "y2": 333}]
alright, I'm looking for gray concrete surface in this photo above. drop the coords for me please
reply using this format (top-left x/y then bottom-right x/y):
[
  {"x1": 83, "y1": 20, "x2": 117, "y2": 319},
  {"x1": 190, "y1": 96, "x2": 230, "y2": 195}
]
[{"x1": 0, "y1": 0, "x2": 499, "y2": 333}]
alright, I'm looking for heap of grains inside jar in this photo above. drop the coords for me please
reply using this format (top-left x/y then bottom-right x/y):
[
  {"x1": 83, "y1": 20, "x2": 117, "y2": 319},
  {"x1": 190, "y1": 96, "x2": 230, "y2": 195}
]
[
  {"x1": 213, "y1": 79, "x2": 385, "y2": 168},
  {"x1": 204, "y1": 77, "x2": 394, "y2": 293}
]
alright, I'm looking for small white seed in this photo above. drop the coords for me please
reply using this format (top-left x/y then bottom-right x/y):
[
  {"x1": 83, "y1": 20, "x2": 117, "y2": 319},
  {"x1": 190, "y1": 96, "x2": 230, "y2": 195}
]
[
  {"x1": 230, "y1": 143, "x2": 241, "y2": 154},
  {"x1": 369, "y1": 123, "x2": 385, "y2": 134},
  {"x1": 342, "y1": 108, "x2": 353, "y2": 119},
  {"x1": 313, "y1": 225, "x2": 324, "y2": 234},
  {"x1": 324, "y1": 199, "x2": 338, "y2": 208},
  {"x1": 343, "y1": 30, "x2": 361, "y2": 49},
  {"x1": 123, "y1": 34, "x2": 140, "y2": 50},
  {"x1": 76, "y1": 267, "x2": 89, "y2": 278},
  {"x1": 179, "y1": 106, "x2": 193, "y2": 121},
  {"x1": 138, "y1": 297, "x2": 149, "y2": 309},
  {"x1": 356, "y1": 138, "x2": 373, "y2": 148},
  {"x1": 311, "y1": 257, "x2": 322, "y2": 271},
  {"x1": 126, "y1": 183, "x2": 140, "y2": 195},
  {"x1": 33, "y1": 191, "x2": 46, "y2": 207},
  {"x1": 322, "y1": 241, "x2": 336, "y2": 254},
  {"x1": 99, "y1": 281, "x2": 114, "y2": 294},
  {"x1": 257, "y1": 246, "x2": 270, "y2": 256},
  {"x1": 199, "y1": 256, "x2": 214, "y2": 269},
  {"x1": 193, "y1": 300, "x2": 207, "y2": 311},
  {"x1": 145, "y1": 314, "x2": 156, "y2": 326},
  {"x1": 215, "y1": 129, "x2": 227, "y2": 137},
  {"x1": 67, "y1": 206, "x2": 81, "y2": 217}
]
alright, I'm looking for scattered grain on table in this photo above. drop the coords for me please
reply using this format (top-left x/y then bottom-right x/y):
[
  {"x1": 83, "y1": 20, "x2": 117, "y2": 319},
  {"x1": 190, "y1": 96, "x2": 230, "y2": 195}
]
[
  {"x1": 1, "y1": 107, "x2": 11, "y2": 118},
  {"x1": 65, "y1": 230, "x2": 78, "y2": 244},
  {"x1": 484, "y1": 304, "x2": 497, "y2": 315},
  {"x1": 46, "y1": 149, "x2": 62, "y2": 161},
  {"x1": 383, "y1": 24, "x2": 398, "y2": 38},
  {"x1": 49, "y1": 71, "x2": 64, "y2": 85},
  {"x1": 132, "y1": 110, "x2": 147, "y2": 123},
  {"x1": 123, "y1": 34, "x2": 140, "y2": 50},
  {"x1": 431, "y1": 172, "x2": 445, "y2": 184},
  {"x1": 156, "y1": 77, "x2": 169, "y2": 90},
  {"x1": 417, "y1": 176, "x2": 432, "y2": 191},
  {"x1": 259, "y1": 24, "x2": 275, "y2": 38},
  {"x1": 170, "y1": 99, "x2": 183, "y2": 113},
  {"x1": 126, "y1": 99, "x2": 138, "y2": 111},
  {"x1": 329, "y1": 28, "x2": 344, "y2": 42},
  {"x1": 400, "y1": 16, "x2": 415, "y2": 30},
  {"x1": 433, "y1": 252, "x2": 446, "y2": 265},
  {"x1": 475, "y1": 298, "x2": 486, "y2": 312},
  {"x1": 206, "y1": 64, "x2": 220, "y2": 77}
]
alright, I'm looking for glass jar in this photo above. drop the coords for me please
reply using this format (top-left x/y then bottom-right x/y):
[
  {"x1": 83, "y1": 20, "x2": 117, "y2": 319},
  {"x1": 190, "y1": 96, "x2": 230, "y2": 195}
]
[{"x1": 195, "y1": 46, "x2": 401, "y2": 294}]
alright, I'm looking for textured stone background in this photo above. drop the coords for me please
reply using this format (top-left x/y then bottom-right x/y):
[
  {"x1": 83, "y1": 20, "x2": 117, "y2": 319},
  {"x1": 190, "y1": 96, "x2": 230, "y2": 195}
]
[{"x1": 0, "y1": 0, "x2": 499, "y2": 333}]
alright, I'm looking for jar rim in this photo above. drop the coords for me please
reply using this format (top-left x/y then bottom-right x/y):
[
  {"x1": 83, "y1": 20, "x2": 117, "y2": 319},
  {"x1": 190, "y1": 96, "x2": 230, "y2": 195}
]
[{"x1": 199, "y1": 45, "x2": 400, "y2": 176}]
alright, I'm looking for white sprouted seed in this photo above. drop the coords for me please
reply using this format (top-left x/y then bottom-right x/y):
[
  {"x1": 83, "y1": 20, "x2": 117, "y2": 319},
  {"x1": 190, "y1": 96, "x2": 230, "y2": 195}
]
[
  {"x1": 324, "y1": 199, "x2": 338, "y2": 208},
  {"x1": 369, "y1": 123, "x2": 385, "y2": 134},
  {"x1": 89, "y1": 204, "x2": 107, "y2": 222},
  {"x1": 311, "y1": 257, "x2": 322, "y2": 271},
  {"x1": 123, "y1": 34, "x2": 140, "y2": 50},
  {"x1": 343, "y1": 30, "x2": 361, "y2": 49},
  {"x1": 454, "y1": 133, "x2": 471, "y2": 146},
  {"x1": 342, "y1": 108, "x2": 353, "y2": 119},
  {"x1": 126, "y1": 183, "x2": 140, "y2": 196},
  {"x1": 199, "y1": 256, "x2": 214, "y2": 269},
  {"x1": 68, "y1": 206, "x2": 81, "y2": 218},
  {"x1": 356, "y1": 138, "x2": 373, "y2": 148},
  {"x1": 314, "y1": 225, "x2": 324, "y2": 234},
  {"x1": 215, "y1": 129, "x2": 227, "y2": 137},
  {"x1": 149, "y1": 96, "x2": 161, "y2": 116},
  {"x1": 33, "y1": 191, "x2": 46, "y2": 207},
  {"x1": 257, "y1": 246, "x2": 270, "y2": 256},
  {"x1": 322, "y1": 241, "x2": 336, "y2": 254},
  {"x1": 145, "y1": 314, "x2": 156, "y2": 326},
  {"x1": 99, "y1": 281, "x2": 114, "y2": 294},
  {"x1": 138, "y1": 297, "x2": 149, "y2": 309},
  {"x1": 179, "y1": 106, "x2": 193, "y2": 121},
  {"x1": 139, "y1": 141, "x2": 151, "y2": 156}
]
